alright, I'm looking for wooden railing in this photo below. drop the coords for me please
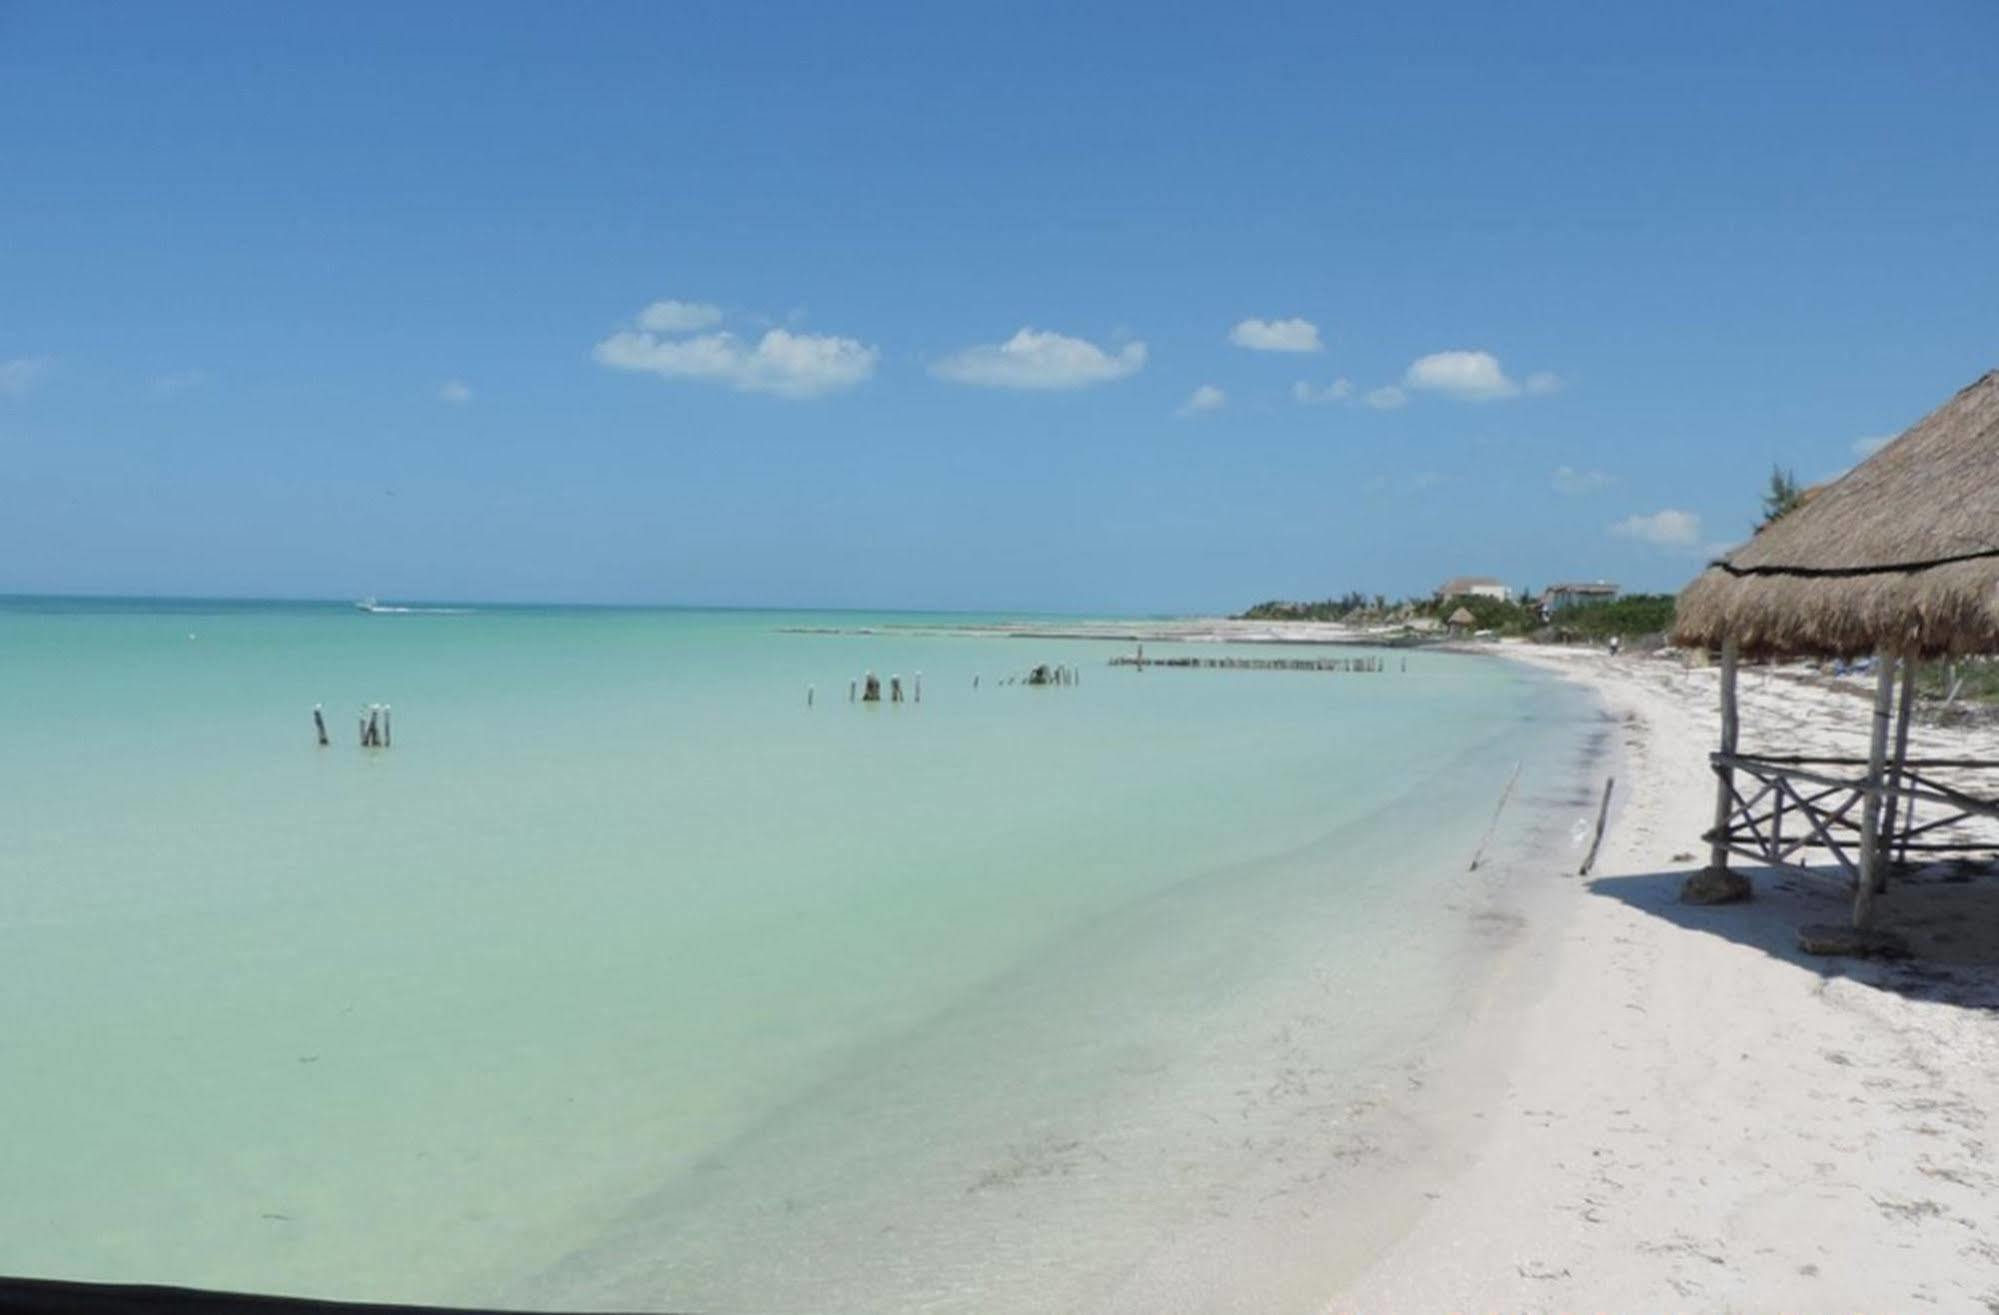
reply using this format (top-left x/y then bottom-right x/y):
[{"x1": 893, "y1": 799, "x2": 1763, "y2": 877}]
[{"x1": 1706, "y1": 752, "x2": 1999, "y2": 882}]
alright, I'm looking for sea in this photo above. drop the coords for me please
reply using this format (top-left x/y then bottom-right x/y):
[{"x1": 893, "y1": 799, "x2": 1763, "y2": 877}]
[{"x1": 0, "y1": 598, "x2": 1607, "y2": 1313}]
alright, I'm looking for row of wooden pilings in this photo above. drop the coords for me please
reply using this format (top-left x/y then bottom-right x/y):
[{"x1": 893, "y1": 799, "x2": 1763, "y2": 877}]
[
  {"x1": 313, "y1": 703, "x2": 392, "y2": 748},
  {"x1": 1110, "y1": 651, "x2": 1396, "y2": 673},
  {"x1": 807, "y1": 665, "x2": 1084, "y2": 705}
]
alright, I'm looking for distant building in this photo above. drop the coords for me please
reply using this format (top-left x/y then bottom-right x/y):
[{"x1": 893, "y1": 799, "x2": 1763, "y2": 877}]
[
  {"x1": 1445, "y1": 606, "x2": 1477, "y2": 633},
  {"x1": 1436, "y1": 576, "x2": 1510, "y2": 602},
  {"x1": 1540, "y1": 580, "x2": 1620, "y2": 614}
]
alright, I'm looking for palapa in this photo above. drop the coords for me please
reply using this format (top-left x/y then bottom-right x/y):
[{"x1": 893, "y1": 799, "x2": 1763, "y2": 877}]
[{"x1": 1675, "y1": 369, "x2": 1999, "y2": 659}]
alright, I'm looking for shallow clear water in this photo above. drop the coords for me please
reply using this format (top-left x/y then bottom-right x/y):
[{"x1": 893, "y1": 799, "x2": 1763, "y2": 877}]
[{"x1": 0, "y1": 600, "x2": 1599, "y2": 1310}]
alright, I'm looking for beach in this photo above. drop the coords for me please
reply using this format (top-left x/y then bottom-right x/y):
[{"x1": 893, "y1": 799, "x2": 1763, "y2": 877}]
[{"x1": 1337, "y1": 643, "x2": 1999, "y2": 1313}]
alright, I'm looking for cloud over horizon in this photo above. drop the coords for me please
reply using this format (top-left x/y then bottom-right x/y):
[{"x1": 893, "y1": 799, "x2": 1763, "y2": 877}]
[
  {"x1": 931, "y1": 328, "x2": 1146, "y2": 390},
  {"x1": 1230, "y1": 317, "x2": 1322, "y2": 353},
  {"x1": 1404, "y1": 350, "x2": 1558, "y2": 402},
  {"x1": 1610, "y1": 508, "x2": 1702, "y2": 547},
  {"x1": 439, "y1": 379, "x2": 474, "y2": 404},
  {"x1": 1364, "y1": 385, "x2": 1407, "y2": 411},
  {"x1": 596, "y1": 301, "x2": 878, "y2": 399}
]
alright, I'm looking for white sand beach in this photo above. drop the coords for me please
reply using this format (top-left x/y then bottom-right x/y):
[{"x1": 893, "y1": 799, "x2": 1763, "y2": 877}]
[{"x1": 1337, "y1": 644, "x2": 1999, "y2": 1313}]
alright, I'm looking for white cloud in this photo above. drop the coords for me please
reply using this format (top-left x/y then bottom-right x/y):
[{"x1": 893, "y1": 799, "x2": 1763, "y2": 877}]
[
  {"x1": 931, "y1": 328, "x2": 1146, "y2": 391},
  {"x1": 1364, "y1": 385, "x2": 1407, "y2": 411},
  {"x1": 1293, "y1": 378, "x2": 1353, "y2": 405},
  {"x1": 596, "y1": 326, "x2": 878, "y2": 399},
  {"x1": 152, "y1": 369, "x2": 207, "y2": 397},
  {"x1": 1177, "y1": 384, "x2": 1225, "y2": 416},
  {"x1": 1610, "y1": 508, "x2": 1702, "y2": 548},
  {"x1": 0, "y1": 355, "x2": 51, "y2": 396},
  {"x1": 637, "y1": 300, "x2": 724, "y2": 333},
  {"x1": 1524, "y1": 371, "x2": 1563, "y2": 396},
  {"x1": 1553, "y1": 465, "x2": 1616, "y2": 495},
  {"x1": 439, "y1": 379, "x2": 474, "y2": 404},
  {"x1": 1230, "y1": 317, "x2": 1323, "y2": 353},
  {"x1": 1404, "y1": 350, "x2": 1521, "y2": 401},
  {"x1": 1852, "y1": 434, "x2": 1893, "y2": 458}
]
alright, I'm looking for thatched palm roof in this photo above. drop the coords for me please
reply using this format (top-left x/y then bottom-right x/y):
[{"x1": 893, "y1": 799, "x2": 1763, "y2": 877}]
[
  {"x1": 1675, "y1": 368, "x2": 1999, "y2": 658},
  {"x1": 1447, "y1": 606, "x2": 1476, "y2": 627}
]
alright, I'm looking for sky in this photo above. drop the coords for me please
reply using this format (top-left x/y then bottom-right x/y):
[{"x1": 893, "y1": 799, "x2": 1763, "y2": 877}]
[{"x1": 3, "y1": 2, "x2": 1996, "y2": 613}]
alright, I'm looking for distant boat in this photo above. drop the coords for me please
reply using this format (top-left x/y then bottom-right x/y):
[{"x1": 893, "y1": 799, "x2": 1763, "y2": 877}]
[{"x1": 355, "y1": 597, "x2": 384, "y2": 613}]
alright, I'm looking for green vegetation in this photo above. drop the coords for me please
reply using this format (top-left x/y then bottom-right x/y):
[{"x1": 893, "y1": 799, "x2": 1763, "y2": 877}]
[
  {"x1": 1238, "y1": 589, "x2": 1681, "y2": 645},
  {"x1": 1436, "y1": 593, "x2": 1540, "y2": 635},
  {"x1": 1237, "y1": 592, "x2": 1378, "y2": 622},
  {"x1": 1914, "y1": 658, "x2": 1999, "y2": 709},
  {"x1": 1759, "y1": 465, "x2": 1804, "y2": 530},
  {"x1": 1547, "y1": 593, "x2": 1676, "y2": 640}
]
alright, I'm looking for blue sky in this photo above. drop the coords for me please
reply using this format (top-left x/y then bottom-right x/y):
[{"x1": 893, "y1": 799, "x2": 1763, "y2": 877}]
[{"x1": 3, "y1": 2, "x2": 1995, "y2": 612}]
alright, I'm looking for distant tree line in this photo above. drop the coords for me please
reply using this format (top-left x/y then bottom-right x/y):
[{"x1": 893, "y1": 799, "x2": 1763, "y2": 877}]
[
  {"x1": 1546, "y1": 593, "x2": 1676, "y2": 639},
  {"x1": 1237, "y1": 589, "x2": 1679, "y2": 642},
  {"x1": 1236, "y1": 592, "x2": 1387, "y2": 622}
]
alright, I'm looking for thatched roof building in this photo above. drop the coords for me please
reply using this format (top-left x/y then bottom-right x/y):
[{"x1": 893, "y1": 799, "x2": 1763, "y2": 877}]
[
  {"x1": 1674, "y1": 367, "x2": 1999, "y2": 941},
  {"x1": 1675, "y1": 369, "x2": 1999, "y2": 658},
  {"x1": 1446, "y1": 606, "x2": 1476, "y2": 629}
]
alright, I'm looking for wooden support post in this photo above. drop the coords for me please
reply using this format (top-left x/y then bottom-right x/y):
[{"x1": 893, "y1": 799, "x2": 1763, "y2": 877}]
[
  {"x1": 1684, "y1": 638, "x2": 1751, "y2": 903},
  {"x1": 807, "y1": 684, "x2": 814, "y2": 708},
  {"x1": 313, "y1": 704, "x2": 328, "y2": 747},
  {"x1": 1706, "y1": 638, "x2": 1740, "y2": 874},
  {"x1": 1852, "y1": 651, "x2": 1898, "y2": 929},
  {"x1": 381, "y1": 705, "x2": 391, "y2": 749},
  {"x1": 1879, "y1": 657, "x2": 1917, "y2": 880}
]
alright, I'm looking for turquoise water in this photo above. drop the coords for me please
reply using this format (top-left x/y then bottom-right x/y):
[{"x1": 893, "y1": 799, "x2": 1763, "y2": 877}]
[{"x1": 0, "y1": 600, "x2": 1599, "y2": 1311}]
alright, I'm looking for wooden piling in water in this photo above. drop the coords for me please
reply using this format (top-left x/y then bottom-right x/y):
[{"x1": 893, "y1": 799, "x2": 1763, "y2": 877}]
[
  {"x1": 1467, "y1": 761, "x2": 1523, "y2": 871},
  {"x1": 313, "y1": 705, "x2": 328, "y2": 747},
  {"x1": 1579, "y1": 777, "x2": 1616, "y2": 876}
]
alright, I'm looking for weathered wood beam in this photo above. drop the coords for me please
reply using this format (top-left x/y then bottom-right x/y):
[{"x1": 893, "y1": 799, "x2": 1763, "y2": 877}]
[
  {"x1": 1706, "y1": 638, "x2": 1740, "y2": 875},
  {"x1": 1881, "y1": 657, "x2": 1917, "y2": 877},
  {"x1": 1686, "y1": 639, "x2": 1753, "y2": 903},
  {"x1": 1852, "y1": 653, "x2": 1898, "y2": 928}
]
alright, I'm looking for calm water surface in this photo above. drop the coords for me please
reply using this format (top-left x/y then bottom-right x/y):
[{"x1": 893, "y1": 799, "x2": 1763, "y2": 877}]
[{"x1": 0, "y1": 600, "x2": 1599, "y2": 1310}]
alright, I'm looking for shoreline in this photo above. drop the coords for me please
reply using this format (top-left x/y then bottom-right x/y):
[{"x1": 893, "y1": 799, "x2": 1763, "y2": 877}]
[
  {"x1": 504, "y1": 657, "x2": 1608, "y2": 1315},
  {"x1": 1334, "y1": 643, "x2": 1999, "y2": 1312}
]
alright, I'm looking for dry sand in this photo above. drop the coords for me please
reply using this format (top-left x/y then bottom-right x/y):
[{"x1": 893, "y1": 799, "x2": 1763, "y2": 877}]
[{"x1": 1335, "y1": 644, "x2": 1999, "y2": 1314}]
